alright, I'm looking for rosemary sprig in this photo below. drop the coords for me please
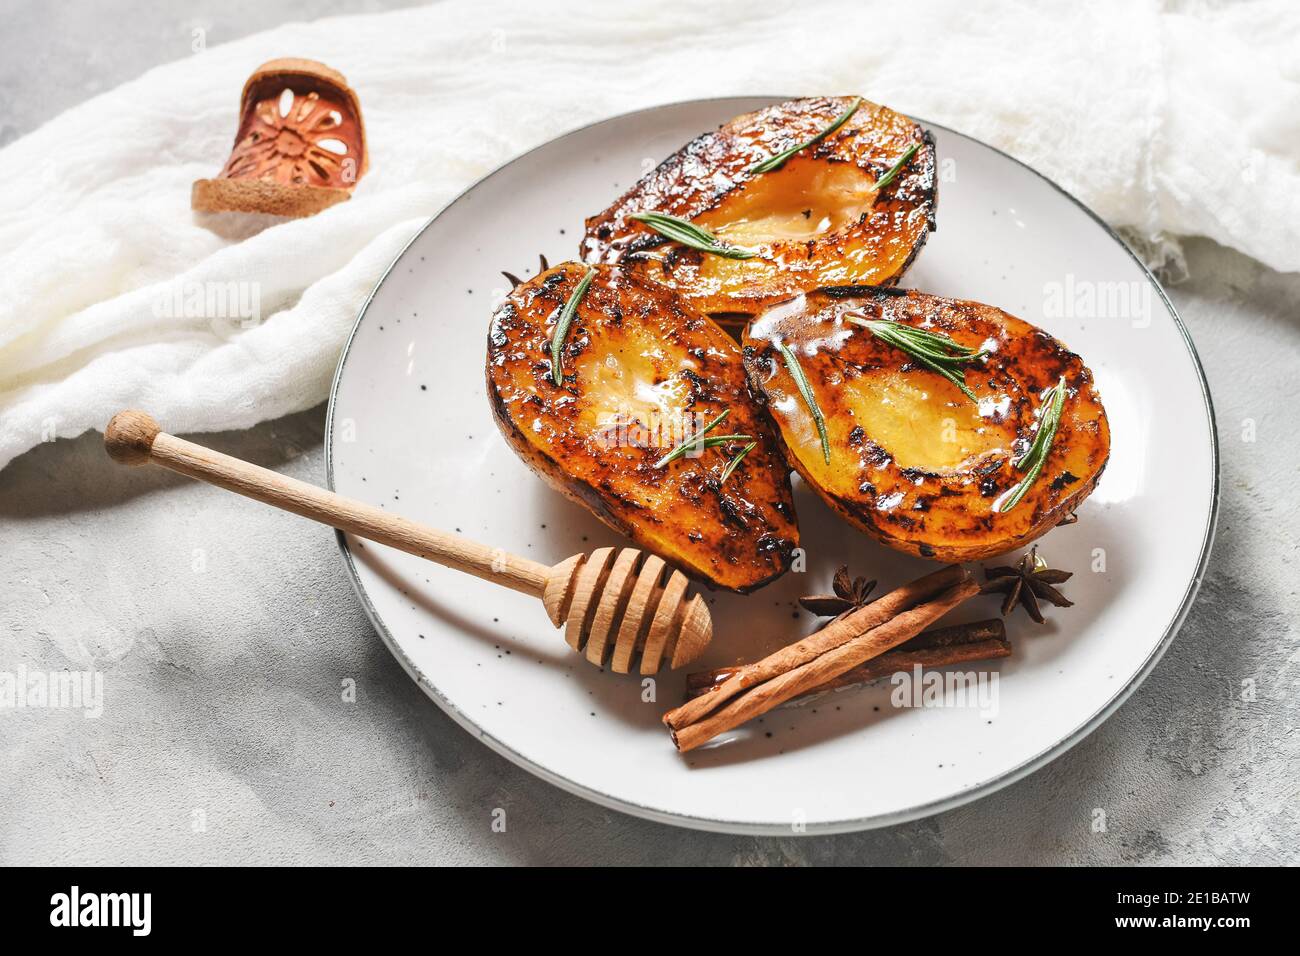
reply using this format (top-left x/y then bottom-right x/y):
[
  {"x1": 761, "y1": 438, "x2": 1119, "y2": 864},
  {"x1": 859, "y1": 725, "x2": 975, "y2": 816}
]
[
  {"x1": 629, "y1": 212, "x2": 757, "y2": 259},
  {"x1": 847, "y1": 315, "x2": 985, "y2": 402},
  {"x1": 654, "y1": 410, "x2": 752, "y2": 468},
  {"x1": 718, "y1": 441, "x2": 758, "y2": 485},
  {"x1": 871, "y1": 141, "x2": 921, "y2": 192},
  {"x1": 775, "y1": 340, "x2": 830, "y2": 465},
  {"x1": 994, "y1": 377, "x2": 1067, "y2": 513},
  {"x1": 550, "y1": 266, "x2": 596, "y2": 386},
  {"x1": 749, "y1": 97, "x2": 863, "y2": 174}
]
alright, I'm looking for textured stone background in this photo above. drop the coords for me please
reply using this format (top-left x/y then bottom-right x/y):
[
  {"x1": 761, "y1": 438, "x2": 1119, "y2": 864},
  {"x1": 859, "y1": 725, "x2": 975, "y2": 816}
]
[{"x1": 2, "y1": 0, "x2": 1296, "y2": 865}]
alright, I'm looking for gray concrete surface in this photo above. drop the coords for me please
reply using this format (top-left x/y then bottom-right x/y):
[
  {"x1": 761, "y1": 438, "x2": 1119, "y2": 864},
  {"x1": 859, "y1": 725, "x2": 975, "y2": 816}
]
[{"x1": 2, "y1": 1, "x2": 1297, "y2": 865}]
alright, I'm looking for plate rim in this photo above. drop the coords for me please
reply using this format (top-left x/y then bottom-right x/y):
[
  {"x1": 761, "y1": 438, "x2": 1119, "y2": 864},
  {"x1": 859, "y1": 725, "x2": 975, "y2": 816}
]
[{"x1": 324, "y1": 95, "x2": 1220, "y2": 836}]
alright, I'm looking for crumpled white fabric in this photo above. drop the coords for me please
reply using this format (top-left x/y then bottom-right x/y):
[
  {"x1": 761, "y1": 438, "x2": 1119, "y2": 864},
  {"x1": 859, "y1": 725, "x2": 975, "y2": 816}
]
[{"x1": 0, "y1": 0, "x2": 1295, "y2": 470}]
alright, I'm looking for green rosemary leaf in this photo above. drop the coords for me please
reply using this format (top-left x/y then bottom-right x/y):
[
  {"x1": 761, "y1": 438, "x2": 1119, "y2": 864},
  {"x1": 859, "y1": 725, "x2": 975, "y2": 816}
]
[
  {"x1": 630, "y1": 212, "x2": 757, "y2": 259},
  {"x1": 847, "y1": 315, "x2": 984, "y2": 402},
  {"x1": 775, "y1": 340, "x2": 830, "y2": 465},
  {"x1": 871, "y1": 141, "x2": 921, "y2": 192},
  {"x1": 654, "y1": 410, "x2": 754, "y2": 468},
  {"x1": 550, "y1": 267, "x2": 596, "y2": 386},
  {"x1": 656, "y1": 434, "x2": 753, "y2": 467},
  {"x1": 718, "y1": 441, "x2": 758, "y2": 485},
  {"x1": 995, "y1": 377, "x2": 1067, "y2": 513},
  {"x1": 696, "y1": 434, "x2": 754, "y2": 444},
  {"x1": 749, "y1": 97, "x2": 863, "y2": 174},
  {"x1": 654, "y1": 409, "x2": 728, "y2": 467}
]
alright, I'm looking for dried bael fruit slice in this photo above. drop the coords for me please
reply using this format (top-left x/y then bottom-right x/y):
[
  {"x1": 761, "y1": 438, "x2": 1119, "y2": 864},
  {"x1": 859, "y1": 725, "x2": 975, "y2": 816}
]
[
  {"x1": 582, "y1": 96, "x2": 935, "y2": 328},
  {"x1": 192, "y1": 58, "x2": 368, "y2": 218},
  {"x1": 742, "y1": 287, "x2": 1109, "y2": 562},
  {"x1": 488, "y1": 262, "x2": 799, "y2": 592}
]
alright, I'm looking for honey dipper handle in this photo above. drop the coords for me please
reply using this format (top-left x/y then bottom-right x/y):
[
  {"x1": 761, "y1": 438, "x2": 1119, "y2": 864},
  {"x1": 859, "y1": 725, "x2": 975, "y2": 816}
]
[{"x1": 104, "y1": 411, "x2": 551, "y2": 597}]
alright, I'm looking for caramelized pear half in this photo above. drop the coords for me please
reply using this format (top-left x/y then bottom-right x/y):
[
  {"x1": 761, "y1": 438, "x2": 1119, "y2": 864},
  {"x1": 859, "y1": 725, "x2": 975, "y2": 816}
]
[
  {"x1": 742, "y1": 288, "x2": 1109, "y2": 562},
  {"x1": 487, "y1": 263, "x2": 799, "y2": 592},
  {"x1": 582, "y1": 96, "x2": 935, "y2": 326}
]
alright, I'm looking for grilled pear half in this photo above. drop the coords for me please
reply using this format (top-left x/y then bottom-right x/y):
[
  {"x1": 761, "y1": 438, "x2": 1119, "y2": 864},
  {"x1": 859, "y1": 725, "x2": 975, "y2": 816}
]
[
  {"x1": 487, "y1": 262, "x2": 799, "y2": 592},
  {"x1": 582, "y1": 96, "x2": 935, "y2": 325},
  {"x1": 742, "y1": 287, "x2": 1109, "y2": 562}
]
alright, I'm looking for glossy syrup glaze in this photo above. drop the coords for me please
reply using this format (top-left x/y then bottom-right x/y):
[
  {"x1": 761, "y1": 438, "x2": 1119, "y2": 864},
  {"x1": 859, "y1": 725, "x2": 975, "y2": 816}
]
[
  {"x1": 487, "y1": 262, "x2": 799, "y2": 592},
  {"x1": 743, "y1": 287, "x2": 1110, "y2": 562},
  {"x1": 581, "y1": 97, "x2": 936, "y2": 321}
]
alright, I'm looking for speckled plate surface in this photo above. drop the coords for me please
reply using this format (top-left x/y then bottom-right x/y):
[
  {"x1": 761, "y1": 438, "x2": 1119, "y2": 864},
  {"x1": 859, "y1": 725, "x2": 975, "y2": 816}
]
[{"x1": 326, "y1": 97, "x2": 1218, "y2": 835}]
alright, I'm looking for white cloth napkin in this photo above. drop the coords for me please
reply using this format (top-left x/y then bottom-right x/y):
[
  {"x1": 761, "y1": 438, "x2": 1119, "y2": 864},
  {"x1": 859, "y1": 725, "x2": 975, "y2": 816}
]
[{"x1": 1, "y1": 0, "x2": 1296, "y2": 471}]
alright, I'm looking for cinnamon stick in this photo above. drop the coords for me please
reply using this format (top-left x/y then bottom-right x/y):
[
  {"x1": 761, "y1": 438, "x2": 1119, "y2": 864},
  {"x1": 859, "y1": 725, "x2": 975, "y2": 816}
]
[
  {"x1": 820, "y1": 637, "x2": 1010, "y2": 692},
  {"x1": 685, "y1": 618, "x2": 1008, "y2": 699},
  {"x1": 663, "y1": 564, "x2": 967, "y2": 732},
  {"x1": 667, "y1": 576, "x2": 981, "y2": 753}
]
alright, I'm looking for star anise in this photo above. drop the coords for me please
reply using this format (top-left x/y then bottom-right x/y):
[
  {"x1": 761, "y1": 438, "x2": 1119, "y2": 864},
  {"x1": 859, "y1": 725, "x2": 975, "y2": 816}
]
[
  {"x1": 799, "y1": 565, "x2": 878, "y2": 618},
  {"x1": 502, "y1": 253, "x2": 551, "y2": 289},
  {"x1": 981, "y1": 546, "x2": 1074, "y2": 623}
]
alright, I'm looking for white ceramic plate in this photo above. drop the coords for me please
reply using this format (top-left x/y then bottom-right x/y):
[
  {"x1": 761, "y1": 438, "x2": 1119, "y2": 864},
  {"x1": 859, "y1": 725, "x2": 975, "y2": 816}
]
[{"x1": 326, "y1": 97, "x2": 1217, "y2": 834}]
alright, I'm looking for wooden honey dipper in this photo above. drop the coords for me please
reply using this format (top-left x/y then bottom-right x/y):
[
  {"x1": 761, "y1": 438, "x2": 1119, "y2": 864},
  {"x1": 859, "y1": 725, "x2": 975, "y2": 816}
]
[{"x1": 104, "y1": 411, "x2": 712, "y2": 674}]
